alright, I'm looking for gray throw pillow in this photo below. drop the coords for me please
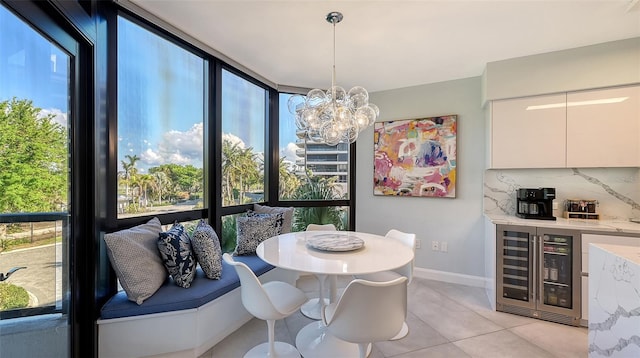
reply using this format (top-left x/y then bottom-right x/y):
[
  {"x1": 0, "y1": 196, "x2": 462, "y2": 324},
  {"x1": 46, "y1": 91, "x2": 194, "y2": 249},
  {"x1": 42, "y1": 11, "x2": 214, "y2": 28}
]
[
  {"x1": 234, "y1": 213, "x2": 284, "y2": 255},
  {"x1": 190, "y1": 220, "x2": 223, "y2": 280},
  {"x1": 157, "y1": 222, "x2": 196, "y2": 288},
  {"x1": 104, "y1": 217, "x2": 166, "y2": 305},
  {"x1": 252, "y1": 204, "x2": 294, "y2": 234}
]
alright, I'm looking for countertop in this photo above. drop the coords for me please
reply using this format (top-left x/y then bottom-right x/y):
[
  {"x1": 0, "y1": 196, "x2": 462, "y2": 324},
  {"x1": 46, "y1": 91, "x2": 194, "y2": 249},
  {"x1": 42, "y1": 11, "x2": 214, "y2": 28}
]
[
  {"x1": 590, "y1": 243, "x2": 640, "y2": 265},
  {"x1": 485, "y1": 213, "x2": 640, "y2": 235}
]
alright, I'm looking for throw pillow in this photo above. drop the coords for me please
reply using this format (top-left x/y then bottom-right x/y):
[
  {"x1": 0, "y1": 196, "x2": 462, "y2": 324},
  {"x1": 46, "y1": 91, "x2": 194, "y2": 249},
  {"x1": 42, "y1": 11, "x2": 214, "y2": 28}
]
[
  {"x1": 234, "y1": 213, "x2": 284, "y2": 255},
  {"x1": 252, "y1": 204, "x2": 294, "y2": 234},
  {"x1": 104, "y1": 217, "x2": 167, "y2": 305},
  {"x1": 157, "y1": 222, "x2": 196, "y2": 288},
  {"x1": 190, "y1": 220, "x2": 223, "y2": 280}
]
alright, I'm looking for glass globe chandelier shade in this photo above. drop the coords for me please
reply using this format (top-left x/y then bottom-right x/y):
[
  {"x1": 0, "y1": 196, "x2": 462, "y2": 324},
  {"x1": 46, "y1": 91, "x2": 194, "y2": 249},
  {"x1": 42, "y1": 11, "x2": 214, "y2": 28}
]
[{"x1": 288, "y1": 11, "x2": 379, "y2": 146}]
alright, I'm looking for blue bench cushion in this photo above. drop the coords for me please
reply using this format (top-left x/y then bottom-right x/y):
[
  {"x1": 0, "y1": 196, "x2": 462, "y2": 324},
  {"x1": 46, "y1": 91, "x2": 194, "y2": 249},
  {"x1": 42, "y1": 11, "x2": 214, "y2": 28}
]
[{"x1": 101, "y1": 255, "x2": 274, "y2": 319}]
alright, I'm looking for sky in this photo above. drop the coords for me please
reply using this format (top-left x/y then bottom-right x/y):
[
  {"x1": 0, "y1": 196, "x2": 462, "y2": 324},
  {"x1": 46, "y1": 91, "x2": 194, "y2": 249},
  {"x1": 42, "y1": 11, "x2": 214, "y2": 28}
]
[
  {"x1": 1, "y1": 6, "x2": 299, "y2": 176},
  {"x1": 0, "y1": 5, "x2": 68, "y2": 127}
]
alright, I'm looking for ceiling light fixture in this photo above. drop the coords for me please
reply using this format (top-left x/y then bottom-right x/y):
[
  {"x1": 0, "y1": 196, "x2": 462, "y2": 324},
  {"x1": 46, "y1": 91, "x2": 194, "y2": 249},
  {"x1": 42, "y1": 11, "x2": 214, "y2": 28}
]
[{"x1": 288, "y1": 11, "x2": 379, "y2": 146}]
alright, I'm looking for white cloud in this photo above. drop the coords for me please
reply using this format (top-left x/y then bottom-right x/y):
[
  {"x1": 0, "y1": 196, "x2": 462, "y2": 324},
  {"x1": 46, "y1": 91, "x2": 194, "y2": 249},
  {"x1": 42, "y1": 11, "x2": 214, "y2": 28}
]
[
  {"x1": 140, "y1": 123, "x2": 204, "y2": 169},
  {"x1": 280, "y1": 142, "x2": 301, "y2": 163},
  {"x1": 222, "y1": 132, "x2": 245, "y2": 148},
  {"x1": 39, "y1": 108, "x2": 67, "y2": 127}
]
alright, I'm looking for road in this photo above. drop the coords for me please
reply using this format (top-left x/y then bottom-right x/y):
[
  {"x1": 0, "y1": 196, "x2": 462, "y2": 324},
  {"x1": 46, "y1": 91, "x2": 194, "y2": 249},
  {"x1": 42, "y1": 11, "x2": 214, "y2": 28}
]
[{"x1": 0, "y1": 244, "x2": 60, "y2": 307}]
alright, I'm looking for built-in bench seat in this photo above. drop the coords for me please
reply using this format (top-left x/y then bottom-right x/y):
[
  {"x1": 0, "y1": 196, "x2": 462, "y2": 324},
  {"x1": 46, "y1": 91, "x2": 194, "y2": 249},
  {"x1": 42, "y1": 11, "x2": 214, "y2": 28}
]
[{"x1": 97, "y1": 255, "x2": 297, "y2": 358}]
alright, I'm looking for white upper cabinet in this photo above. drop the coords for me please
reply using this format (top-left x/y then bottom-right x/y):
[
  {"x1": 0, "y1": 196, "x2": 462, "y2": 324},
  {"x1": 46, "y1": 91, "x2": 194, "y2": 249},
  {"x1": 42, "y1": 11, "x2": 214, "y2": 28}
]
[
  {"x1": 490, "y1": 94, "x2": 567, "y2": 168},
  {"x1": 566, "y1": 85, "x2": 640, "y2": 168}
]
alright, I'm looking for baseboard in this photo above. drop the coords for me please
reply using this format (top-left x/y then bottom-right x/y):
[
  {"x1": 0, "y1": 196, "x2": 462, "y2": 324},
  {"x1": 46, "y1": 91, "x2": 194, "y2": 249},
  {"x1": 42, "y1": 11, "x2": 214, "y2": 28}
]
[{"x1": 414, "y1": 267, "x2": 488, "y2": 288}]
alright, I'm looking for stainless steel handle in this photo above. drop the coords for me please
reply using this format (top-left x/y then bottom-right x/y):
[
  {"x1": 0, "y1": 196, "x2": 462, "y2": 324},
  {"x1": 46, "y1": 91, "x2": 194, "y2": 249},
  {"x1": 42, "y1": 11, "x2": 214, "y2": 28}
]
[
  {"x1": 537, "y1": 235, "x2": 544, "y2": 302},
  {"x1": 531, "y1": 235, "x2": 537, "y2": 302}
]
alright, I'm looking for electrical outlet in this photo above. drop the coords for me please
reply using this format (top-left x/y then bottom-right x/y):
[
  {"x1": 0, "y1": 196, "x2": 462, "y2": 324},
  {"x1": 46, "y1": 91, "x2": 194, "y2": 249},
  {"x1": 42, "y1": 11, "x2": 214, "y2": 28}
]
[
  {"x1": 431, "y1": 240, "x2": 439, "y2": 251},
  {"x1": 440, "y1": 241, "x2": 448, "y2": 252},
  {"x1": 415, "y1": 239, "x2": 421, "y2": 249},
  {"x1": 553, "y1": 202, "x2": 559, "y2": 210}
]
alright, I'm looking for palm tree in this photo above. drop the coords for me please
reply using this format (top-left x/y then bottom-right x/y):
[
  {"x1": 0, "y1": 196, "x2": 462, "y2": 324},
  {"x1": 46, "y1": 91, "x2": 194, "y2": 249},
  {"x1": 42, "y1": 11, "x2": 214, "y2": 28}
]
[
  {"x1": 120, "y1": 154, "x2": 140, "y2": 199},
  {"x1": 236, "y1": 147, "x2": 258, "y2": 203},
  {"x1": 222, "y1": 140, "x2": 242, "y2": 205},
  {"x1": 222, "y1": 139, "x2": 262, "y2": 205},
  {"x1": 292, "y1": 173, "x2": 345, "y2": 231},
  {"x1": 150, "y1": 171, "x2": 169, "y2": 205},
  {"x1": 278, "y1": 158, "x2": 300, "y2": 199}
]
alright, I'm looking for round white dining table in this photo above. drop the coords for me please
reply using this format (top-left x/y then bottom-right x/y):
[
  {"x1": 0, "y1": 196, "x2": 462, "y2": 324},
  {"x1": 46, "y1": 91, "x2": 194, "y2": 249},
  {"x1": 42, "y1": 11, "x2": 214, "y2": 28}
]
[{"x1": 256, "y1": 230, "x2": 414, "y2": 358}]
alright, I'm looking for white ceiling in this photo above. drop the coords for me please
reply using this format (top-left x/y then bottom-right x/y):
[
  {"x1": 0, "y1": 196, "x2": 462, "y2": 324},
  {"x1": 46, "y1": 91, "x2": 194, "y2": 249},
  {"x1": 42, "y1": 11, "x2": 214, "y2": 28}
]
[{"x1": 125, "y1": 0, "x2": 640, "y2": 93}]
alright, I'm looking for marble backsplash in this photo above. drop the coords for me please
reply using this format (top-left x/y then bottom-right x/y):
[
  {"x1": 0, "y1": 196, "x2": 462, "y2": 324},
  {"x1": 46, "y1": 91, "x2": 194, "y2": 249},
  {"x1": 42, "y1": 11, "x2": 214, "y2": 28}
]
[{"x1": 484, "y1": 168, "x2": 640, "y2": 221}]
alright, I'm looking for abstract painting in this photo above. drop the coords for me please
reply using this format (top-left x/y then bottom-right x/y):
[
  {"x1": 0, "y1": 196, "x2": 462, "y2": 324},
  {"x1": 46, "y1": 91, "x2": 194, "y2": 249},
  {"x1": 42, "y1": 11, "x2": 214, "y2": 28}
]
[{"x1": 373, "y1": 115, "x2": 457, "y2": 198}]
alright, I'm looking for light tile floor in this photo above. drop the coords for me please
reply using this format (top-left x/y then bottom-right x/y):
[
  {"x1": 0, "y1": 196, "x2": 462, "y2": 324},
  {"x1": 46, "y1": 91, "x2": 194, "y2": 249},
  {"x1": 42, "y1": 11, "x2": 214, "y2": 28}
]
[{"x1": 201, "y1": 276, "x2": 587, "y2": 357}]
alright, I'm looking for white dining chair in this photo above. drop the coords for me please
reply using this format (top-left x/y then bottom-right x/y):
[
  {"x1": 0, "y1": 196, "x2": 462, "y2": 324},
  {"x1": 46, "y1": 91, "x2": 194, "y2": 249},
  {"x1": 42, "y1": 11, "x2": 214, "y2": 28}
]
[
  {"x1": 222, "y1": 253, "x2": 308, "y2": 358},
  {"x1": 355, "y1": 229, "x2": 416, "y2": 340},
  {"x1": 306, "y1": 223, "x2": 337, "y2": 231},
  {"x1": 321, "y1": 277, "x2": 408, "y2": 358},
  {"x1": 299, "y1": 223, "x2": 337, "y2": 319}
]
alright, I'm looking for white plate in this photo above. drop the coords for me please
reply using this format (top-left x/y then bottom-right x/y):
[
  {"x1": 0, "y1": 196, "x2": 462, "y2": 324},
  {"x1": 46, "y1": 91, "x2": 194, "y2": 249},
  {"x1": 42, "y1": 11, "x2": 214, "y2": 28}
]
[{"x1": 306, "y1": 233, "x2": 364, "y2": 252}]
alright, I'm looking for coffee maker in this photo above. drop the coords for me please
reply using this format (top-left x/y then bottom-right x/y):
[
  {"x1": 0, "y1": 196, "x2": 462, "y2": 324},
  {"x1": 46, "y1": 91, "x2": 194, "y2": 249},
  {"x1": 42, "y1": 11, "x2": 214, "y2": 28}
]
[{"x1": 516, "y1": 188, "x2": 556, "y2": 220}]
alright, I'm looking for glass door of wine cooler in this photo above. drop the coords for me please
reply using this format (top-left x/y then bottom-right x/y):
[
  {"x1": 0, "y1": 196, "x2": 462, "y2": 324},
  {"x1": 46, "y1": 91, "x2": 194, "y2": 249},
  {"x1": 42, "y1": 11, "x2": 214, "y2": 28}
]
[
  {"x1": 497, "y1": 226, "x2": 536, "y2": 310},
  {"x1": 497, "y1": 225, "x2": 581, "y2": 325},
  {"x1": 538, "y1": 228, "x2": 581, "y2": 317}
]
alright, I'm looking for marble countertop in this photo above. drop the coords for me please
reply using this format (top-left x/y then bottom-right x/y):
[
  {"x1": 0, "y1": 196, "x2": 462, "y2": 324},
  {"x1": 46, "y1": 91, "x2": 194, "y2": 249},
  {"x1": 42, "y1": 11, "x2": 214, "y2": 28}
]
[
  {"x1": 485, "y1": 213, "x2": 640, "y2": 235},
  {"x1": 591, "y1": 243, "x2": 640, "y2": 265}
]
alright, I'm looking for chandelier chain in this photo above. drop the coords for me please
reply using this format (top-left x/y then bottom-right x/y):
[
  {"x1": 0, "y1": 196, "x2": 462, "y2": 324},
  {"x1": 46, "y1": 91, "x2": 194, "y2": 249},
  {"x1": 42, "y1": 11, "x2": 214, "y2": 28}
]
[{"x1": 287, "y1": 11, "x2": 379, "y2": 146}]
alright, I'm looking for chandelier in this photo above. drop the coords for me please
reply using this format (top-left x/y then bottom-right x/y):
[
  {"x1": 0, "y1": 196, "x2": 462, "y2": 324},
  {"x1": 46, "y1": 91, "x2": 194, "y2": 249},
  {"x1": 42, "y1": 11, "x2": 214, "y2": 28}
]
[{"x1": 287, "y1": 11, "x2": 379, "y2": 146}]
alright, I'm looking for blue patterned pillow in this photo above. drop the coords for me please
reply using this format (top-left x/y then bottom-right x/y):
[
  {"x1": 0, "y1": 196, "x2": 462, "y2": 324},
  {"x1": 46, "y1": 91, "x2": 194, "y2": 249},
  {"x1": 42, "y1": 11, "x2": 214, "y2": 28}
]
[
  {"x1": 234, "y1": 213, "x2": 284, "y2": 255},
  {"x1": 190, "y1": 220, "x2": 223, "y2": 280},
  {"x1": 251, "y1": 204, "x2": 294, "y2": 234},
  {"x1": 157, "y1": 223, "x2": 196, "y2": 288}
]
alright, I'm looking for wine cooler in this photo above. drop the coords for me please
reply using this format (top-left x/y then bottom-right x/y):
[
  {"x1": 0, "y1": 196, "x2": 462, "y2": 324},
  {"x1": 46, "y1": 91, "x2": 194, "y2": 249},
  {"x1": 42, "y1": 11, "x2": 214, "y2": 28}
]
[{"x1": 496, "y1": 225, "x2": 581, "y2": 326}]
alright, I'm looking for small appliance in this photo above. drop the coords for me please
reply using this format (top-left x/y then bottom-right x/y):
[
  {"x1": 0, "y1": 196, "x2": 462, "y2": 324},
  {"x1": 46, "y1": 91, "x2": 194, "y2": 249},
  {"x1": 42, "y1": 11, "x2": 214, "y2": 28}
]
[
  {"x1": 563, "y1": 199, "x2": 599, "y2": 220},
  {"x1": 516, "y1": 188, "x2": 556, "y2": 220}
]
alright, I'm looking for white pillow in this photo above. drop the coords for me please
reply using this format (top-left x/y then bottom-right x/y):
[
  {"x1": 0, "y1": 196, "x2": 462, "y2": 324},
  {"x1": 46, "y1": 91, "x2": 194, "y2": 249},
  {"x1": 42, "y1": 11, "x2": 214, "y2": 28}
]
[{"x1": 104, "y1": 217, "x2": 167, "y2": 304}]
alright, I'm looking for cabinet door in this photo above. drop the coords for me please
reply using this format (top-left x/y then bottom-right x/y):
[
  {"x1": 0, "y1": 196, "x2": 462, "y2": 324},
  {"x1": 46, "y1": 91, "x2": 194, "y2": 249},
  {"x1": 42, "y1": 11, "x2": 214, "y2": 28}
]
[
  {"x1": 491, "y1": 94, "x2": 567, "y2": 168},
  {"x1": 567, "y1": 85, "x2": 640, "y2": 167}
]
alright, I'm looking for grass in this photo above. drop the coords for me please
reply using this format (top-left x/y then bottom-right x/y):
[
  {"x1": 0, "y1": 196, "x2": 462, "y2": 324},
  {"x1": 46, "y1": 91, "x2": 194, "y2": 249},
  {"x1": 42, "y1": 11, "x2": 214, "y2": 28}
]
[
  {"x1": 0, "y1": 282, "x2": 30, "y2": 310},
  {"x1": 0, "y1": 236, "x2": 61, "y2": 253}
]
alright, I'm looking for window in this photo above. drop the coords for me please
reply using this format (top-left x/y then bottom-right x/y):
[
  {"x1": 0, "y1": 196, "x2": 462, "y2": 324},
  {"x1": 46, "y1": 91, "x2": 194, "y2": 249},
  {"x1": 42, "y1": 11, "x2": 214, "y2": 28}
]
[
  {"x1": 278, "y1": 93, "x2": 350, "y2": 201},
  {"x1": 117, "y1": 16, "x2": 205, "y2": 218},
  {"x1": 0, "y1": 3, "x2": 74, "y2": 355},
  {"x1": 221, "y1": 69, "x2": 267, "y2": 207}
]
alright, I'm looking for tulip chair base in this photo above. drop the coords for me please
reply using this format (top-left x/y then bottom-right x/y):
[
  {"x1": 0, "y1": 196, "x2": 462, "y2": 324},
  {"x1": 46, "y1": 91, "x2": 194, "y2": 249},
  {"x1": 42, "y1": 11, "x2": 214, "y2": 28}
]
[
  {"x1": 300, "y1": 298, "x2": 330, "y2": 320},
  {"x1": 244, "y1": 342, "x2": 300, "y2": 358},
  {"x1": 295, "y1": 321, "x2": 371, "y2": 358},
  {"x1": 390, "y1": 322, "x2": 409, "y2": 340}
]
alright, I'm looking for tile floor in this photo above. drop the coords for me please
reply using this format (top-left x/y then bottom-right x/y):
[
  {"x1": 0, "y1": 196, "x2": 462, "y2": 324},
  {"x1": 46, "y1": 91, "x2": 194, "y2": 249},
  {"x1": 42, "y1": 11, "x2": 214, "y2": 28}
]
[{"x1": 201, "y1": 275, "x2": 587, "y2": 357}]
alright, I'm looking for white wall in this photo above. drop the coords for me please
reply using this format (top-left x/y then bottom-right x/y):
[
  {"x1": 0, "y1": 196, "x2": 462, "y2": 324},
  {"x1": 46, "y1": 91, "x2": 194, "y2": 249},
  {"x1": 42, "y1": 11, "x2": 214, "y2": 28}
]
[
  {"x1": 356, "y1": 77, "x2": 486, "y2": 278},
  {"x1": 354, "y1": 38, "x2": 639, "y2": 282},
  {"x1": 483, "y1": 37, "x2": 640, "y2": 102}
]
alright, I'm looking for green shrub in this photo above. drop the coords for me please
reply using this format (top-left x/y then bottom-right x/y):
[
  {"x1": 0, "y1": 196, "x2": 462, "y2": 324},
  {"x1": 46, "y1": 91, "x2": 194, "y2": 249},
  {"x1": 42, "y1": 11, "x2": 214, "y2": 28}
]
[
  {"x1": 0, "y1": 283, "x2": 29, "y2": 310},
  {"x1": 221, "y1": 215, "x2": 238, "y2": 253}
]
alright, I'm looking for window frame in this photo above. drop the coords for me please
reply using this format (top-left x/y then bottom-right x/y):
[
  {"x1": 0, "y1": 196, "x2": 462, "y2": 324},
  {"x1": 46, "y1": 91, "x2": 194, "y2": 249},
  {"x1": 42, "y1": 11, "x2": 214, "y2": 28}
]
[
  {"x1": 109, "y1": 10, "x2": 211, "y2": 231},
  {"x1": 108, "y1": 1, "x2": 356, "y2": 277}
]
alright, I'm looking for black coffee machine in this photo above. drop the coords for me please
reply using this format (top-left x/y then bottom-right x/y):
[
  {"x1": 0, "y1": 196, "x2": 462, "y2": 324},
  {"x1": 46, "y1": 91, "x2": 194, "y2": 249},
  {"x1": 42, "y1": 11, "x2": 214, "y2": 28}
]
[{"x1": 516, "y1": 188, "x2": 556, "y2": 220}]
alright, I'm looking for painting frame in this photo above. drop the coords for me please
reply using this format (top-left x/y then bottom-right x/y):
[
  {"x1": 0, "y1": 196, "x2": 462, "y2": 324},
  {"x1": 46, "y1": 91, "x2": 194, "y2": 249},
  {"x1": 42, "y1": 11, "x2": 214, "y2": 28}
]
[{"x1": 373, "y1": 115, "x2": 457, "y2": 198}]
